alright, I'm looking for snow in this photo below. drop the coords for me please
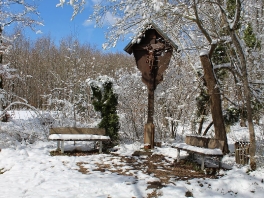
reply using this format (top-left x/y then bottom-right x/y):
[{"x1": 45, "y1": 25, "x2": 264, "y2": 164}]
[
  {"x1": 0, "y1": 115, "x2": 264, "y2": 197},
  {"x1": 172, "y1": 143, "x2": 223, "y2": 155},
  {"x1": 213, "y1": 63, "x2": 232, "y2": 70},
  {"x1": 153, "y1": 0, "x2": 164, "y2": 12},
  {"x1": 48, "y1": 134, "x2": 110, "y2": 140},
  {"x1": 0, "y1": 143, "x2": 146, "y2": 197},
  {"x1": 0, "y1": 141, "x2": 264, "y2": 197},
  {"x1": 56, "y1": 0, "x2": 65, "y2": 7},
  {"x1": 200, "y1": 49, "x2": 209, "y2": 56},
  {"x1": 86, "y1": 75, "x2": 116, "y2": 93}
]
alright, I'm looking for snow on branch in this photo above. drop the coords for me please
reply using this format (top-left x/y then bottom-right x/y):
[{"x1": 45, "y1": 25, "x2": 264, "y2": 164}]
[
  {"x1": 213, "y1": 63, "x2": 232, "y2": 70},
  {"x1": 56, "y1": 0, "x2": 86, "y2": 20}
]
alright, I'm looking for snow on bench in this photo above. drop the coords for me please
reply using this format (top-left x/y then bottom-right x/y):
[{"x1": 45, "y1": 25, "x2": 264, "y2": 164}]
[
  {"x1": 48, "y1": 134, "x2": 110, "y2": 141},
  {"x1": 173, "y1": 143, "x2": 223, "y2": 155},
  {"x1": 48, "y1": 127, "x2": 110, "y2": 153},
  {"x1": 172, "y1": 136, "x2": 224, "y2": 170}
]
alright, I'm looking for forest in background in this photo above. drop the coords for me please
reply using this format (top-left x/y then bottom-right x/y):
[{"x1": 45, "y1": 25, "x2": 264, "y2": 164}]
[
  {"x1": 1, "y1": 28, "x2": 197, "y2": 142},
  {"x1": 3, "y1": 29, "x2": 135, "y2": 108},
  {"x1": 1, "y1": 27, "x2": 263, "y2": 144}
]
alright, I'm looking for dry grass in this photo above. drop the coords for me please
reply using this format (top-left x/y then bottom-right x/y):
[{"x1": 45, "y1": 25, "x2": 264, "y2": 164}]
[
  {"x1": 76, "y1": 162, "x2": 89, "y2": 174},
  {"x1": 0, "y1": 168, "x2": 6, "y2": 174}
]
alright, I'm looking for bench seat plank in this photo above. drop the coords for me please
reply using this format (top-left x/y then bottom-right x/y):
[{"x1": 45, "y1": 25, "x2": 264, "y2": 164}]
[
  {"x1": 172, "y1": 142, "x2": 223, "y2": 170},
  {"x1": 172, "y1": 143, "x2": 223, "y2": 156},
  {"x1": 49, "y1": 134, "x2": 110, "y2": 141}
]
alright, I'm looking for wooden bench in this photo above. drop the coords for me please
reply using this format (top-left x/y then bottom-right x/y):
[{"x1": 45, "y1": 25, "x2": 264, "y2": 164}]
[
  {"x1": 48, "y1": 127, "x2": 110, "y2": 153},
  {"x1": 172, "y1": 135, "x2": 224, "y2": 170}
]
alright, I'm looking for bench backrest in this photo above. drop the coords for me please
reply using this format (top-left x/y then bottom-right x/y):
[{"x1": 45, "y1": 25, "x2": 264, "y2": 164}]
[
  {"x1": 185, "y1": 135, "x2": 224, "y2": 151},
  {"x1": 185, "y1": 135, "x2": 209, "y2": 147},
  {"x1": 208, "y1": 139, "x2": 224, "y2": 150},
  {"x1": 50, "y1": 127, "x2": 106, "y2": 135}
]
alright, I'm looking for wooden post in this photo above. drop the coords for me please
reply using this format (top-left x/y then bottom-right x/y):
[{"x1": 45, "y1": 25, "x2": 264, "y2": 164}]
[
  {"x1": 147, "y1": 88, "x2": 155, "y2": 124},
  {"x1": 124, "y1": 27, "x2": 174, "y2": 150},
  {"x1": 144, "y1": 123, "x2": 154, "y2": 149}
]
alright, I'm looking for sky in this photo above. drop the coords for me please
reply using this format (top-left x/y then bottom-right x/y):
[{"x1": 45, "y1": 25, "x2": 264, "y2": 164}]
[{"x1": 12, "y1": 0, "x2": 129, "y2": 53}]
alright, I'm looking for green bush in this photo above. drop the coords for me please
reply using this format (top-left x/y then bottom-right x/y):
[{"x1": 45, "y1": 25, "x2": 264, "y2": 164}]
[{"x1": 89, "y1": 76, "x2": 120, "y2": 148}]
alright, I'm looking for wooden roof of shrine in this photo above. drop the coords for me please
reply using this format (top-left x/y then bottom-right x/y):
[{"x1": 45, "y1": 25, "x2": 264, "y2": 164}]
[{"x1": 124, "y1": 22, "x2": 178, "y2": 54}]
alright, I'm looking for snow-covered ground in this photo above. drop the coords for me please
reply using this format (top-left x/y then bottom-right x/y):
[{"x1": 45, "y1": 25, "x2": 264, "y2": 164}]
[
  {"x1": 0, "y1": 112, "x2": 264, "y2": 197},
  {"x1": 0, "y1": 141, "x2": 263, "y2": 198}
]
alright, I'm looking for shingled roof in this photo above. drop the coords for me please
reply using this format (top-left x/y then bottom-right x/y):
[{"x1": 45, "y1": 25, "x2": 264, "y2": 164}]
[{"x1": 124, "y1": 21, "x2": 178, "y2": 54}]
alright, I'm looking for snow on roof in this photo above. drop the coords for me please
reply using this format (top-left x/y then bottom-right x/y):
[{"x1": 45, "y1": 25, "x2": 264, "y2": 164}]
[{"x1": 124, "y1": 21, "x2": 178, "y2": 54}]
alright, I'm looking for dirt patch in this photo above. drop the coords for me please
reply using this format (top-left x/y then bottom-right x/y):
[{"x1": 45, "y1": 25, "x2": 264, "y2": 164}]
[
  {"x1": 93, "y1": 163, "x2": 111, "y2": 172},
  {"x1": 76, "y1": 162, "x2": 89, "y2": 174},
  {"x1": 50, "y1": 149, "x2": 99, "y2": 156},
  {"x1": 132, "y1": 150, "x2": 152, "y2": 156},
  {"x1": 0, "y1": 168, "x2": 6, "y2": 174},
  {"x1": 185, "y1": 190, "x2": 194, "y2": 197},
  {"x1": 147, "y1": 189, "x2": 163, "y2": 198},
  {"x1": 147, "y1": 181, "x2": 165, "y2": 189},
  {"x1": 92, "y1": 152, "x2": 221, "y2": 192},
  {"x1": 113, "y1": 154, "x2": 218, "y2": 183},
  {"x1": 55, "y1": 149, "x2": 222, "y2": 194}
]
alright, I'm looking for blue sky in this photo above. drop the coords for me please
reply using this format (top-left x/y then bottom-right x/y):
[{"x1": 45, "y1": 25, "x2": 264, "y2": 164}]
[{"x1": 12, "y1": 0, "x2": 129, "y2": 53}]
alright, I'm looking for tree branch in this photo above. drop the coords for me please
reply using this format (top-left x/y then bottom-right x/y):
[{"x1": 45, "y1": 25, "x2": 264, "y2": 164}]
[
  {"x1": 193, "y1": 0, "x2": 212, "y2": 43},
  {"x1": 232, "y1": 0, "x2": 242, "y2": 30}
]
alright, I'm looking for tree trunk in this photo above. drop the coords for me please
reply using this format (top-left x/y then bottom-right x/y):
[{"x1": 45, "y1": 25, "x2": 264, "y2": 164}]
[
  {"x1": 171, "y1": 119, "x2": 175, "y2": 139},
  {"x1": 198, "y1": 116, "x2": 205, "y2": 135},
  {"x1": 0, "y1": 27, "x2": 3, "y2": 90},
  {"x1": 0, "y1": 27, "x2": 4, "y2": 112},
  {"x1": 203, "y1": 121, "x2": 214, "y2": 136},
  {"x1": 200, "y1": 54, "x2": 229, "y2": 154},
  {"x1": 216, "y1": 0, "x2": 256, "y2": 170},
  {"x1": 229, "y1": 31, "x2": 256, "y2": 170}
]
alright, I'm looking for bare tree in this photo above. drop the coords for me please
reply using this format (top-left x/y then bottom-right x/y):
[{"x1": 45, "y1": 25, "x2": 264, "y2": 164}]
[
  {"x1": 0, "y1": 0, "x2": 42, "y2": 110},
  {"x1": 69, "y1": 0, "x2": 262, "y2": 168},
  {"x1": 215, "y1": 0, "x2": 258, "y2": 170}
]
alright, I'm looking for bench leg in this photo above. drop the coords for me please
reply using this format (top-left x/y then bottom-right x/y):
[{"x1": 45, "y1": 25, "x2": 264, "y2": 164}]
[
  {"x1": 201, "y1": 155, "x2": 205, "y2": 170},
  {"x1": 99, "y1": 141, "x2": 102, "y2": 153},
  {"x1": 57, "y1": 141, "x2": 60, "y2": 151},
  {"x1": 190, "y1": 152, "x2": 194, "y2": 160},
  {"x1": 177, "y1": 148, "x2": 181, "y2": 162},
  {"x1": 219, "y1": 157, "x2": 223, "y2": 169},
  {"x1": 61, "y1": 140, "x2": 65, "y2": 154}
]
